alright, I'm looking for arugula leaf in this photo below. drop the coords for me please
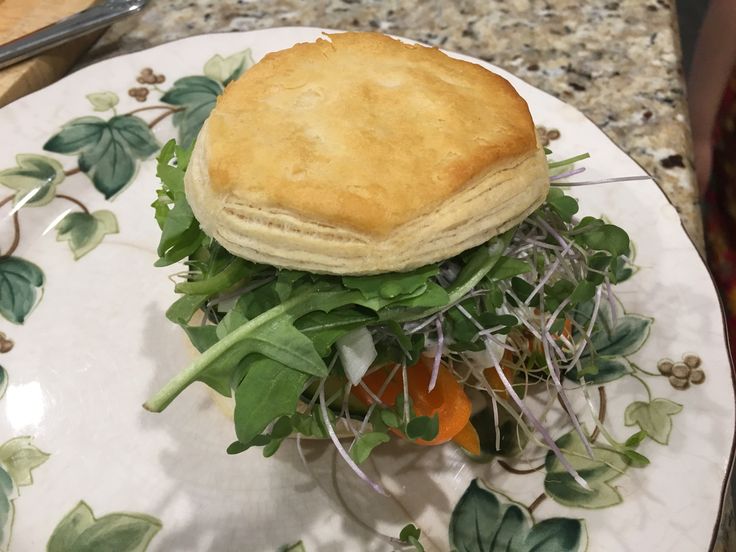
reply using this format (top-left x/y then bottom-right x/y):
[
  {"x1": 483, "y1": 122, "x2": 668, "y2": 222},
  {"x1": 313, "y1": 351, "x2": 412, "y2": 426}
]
[
  {"x1": 182, "y1": 325, "x2": 218, "y2": 353},
  {"x1": 343, "y1": 265, "x2": 439, "y2": 300},
  {"x1": 145, "y1": 289, "x2": 364, "y2": 411},
  {"x1": 166, "y1": 294, "x2": 207, "y2": 326},
  {"x1": 274, "y1": 270, "x2": 309, "y2": 301},
  {"x1": 233, "y1": 356, "x2": 309, "y2": 445},
  {"x1": 175, "y1": 257, "x2": 255, "y2": 295},
  {"x1": 295, "y1": 308, "x2": 377, "y2": 357},
  {"x1": 152, "y1": 140, "x2": 205, "y2": 266}
]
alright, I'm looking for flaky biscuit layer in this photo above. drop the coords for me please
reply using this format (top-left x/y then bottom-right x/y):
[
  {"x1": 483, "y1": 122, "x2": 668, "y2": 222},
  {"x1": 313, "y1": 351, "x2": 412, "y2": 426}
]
[{"x1": 188, "y1": 32, "x2": 549, "y2": 274}]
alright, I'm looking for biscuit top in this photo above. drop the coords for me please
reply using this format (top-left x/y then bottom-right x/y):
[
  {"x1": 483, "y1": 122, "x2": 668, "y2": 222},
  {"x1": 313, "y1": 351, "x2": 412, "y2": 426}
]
[{"x1": 206, "y1": 32, "x2": 537, "y2": 237}]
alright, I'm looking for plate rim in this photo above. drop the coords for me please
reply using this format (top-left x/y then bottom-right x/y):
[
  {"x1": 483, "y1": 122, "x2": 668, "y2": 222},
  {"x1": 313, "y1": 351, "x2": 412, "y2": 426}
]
[{"x1": 3, "y1": 25, "x2": 735, "y2": 550}]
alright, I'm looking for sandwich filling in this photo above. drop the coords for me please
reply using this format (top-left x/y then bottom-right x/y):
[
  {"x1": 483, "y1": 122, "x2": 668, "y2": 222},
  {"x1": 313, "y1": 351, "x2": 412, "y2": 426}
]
[{"x1": 146, "y1": 140, "x2": 632, "y2": 492}]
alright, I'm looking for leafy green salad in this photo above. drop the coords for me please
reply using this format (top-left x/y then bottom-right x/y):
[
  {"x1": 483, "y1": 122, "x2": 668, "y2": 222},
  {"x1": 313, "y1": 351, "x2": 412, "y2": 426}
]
[{"x1": 145, "y1": 139, "x2": 636, "y2": 493}]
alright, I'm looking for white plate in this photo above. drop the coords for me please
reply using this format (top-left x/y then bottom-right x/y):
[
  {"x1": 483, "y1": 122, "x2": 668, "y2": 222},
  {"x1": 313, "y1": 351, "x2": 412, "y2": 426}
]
[{"x1": 0, "y1": 28, "x2": 732, "y2": 552}]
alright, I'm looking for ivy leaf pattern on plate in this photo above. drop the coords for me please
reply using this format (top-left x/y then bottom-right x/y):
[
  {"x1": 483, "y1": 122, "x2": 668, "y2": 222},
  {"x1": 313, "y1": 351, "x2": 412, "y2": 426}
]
[
  {"x1": 567, "y1": 297, "x2": 652, "y2": 384},
  {"x1": 43, "y1": 115, "x2": 158, "y2": 198},
  {"x1": 567, "y1": 355, "x2": 633, "y2": 385},
  {"x1": 276, "y1": 542, "x2": 307, "y2": 552},
  {"x1": 625, "y1": 398, "x2": 683, "y2": 445},
  {"x1": 85, "y1": 92, "x2": 120, "y2": 112},
  {"x1": 160, "y1": 76, "x2": 222, "y2": 149},
  {"x1": 590, "y1": 313, "x2": 652, "y2": 357},
  {"x1": 0, "y1": 366, "x2": 6, "y2": 401},
  {"x1": 544, "y1": 430, "x2": 630, "y2": 509},
  {"x1": 56, "y1": 210, "x2": 119, "y2": 260},
  {"x1": 0, "y1": 154, "x2": 65, "y2": 206},
  {"x1": 0, "y1": 437, "x2": 49, "y2": 552},
  {"x1": 449, "y1": 479, "x2": 586, "y2": 552},
  {"x1": 0, "y1": 257, "x2": 44, "y2": 324},
  {"x1": 0, "y1": 437, "x2": 49, "y2": 487},
  {"x1": 47, "y1": 501, "x2": 161, "y2": 552},
  {"x1": 203, "y1": 49, "x2": 254, "y2": 85},
  {"x1": 0, "y1": 466, "x2": 16, "y2": 552}
]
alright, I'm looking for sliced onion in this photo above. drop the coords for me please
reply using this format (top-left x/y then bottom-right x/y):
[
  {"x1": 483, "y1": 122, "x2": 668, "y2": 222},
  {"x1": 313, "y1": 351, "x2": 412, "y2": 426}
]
[{"x1": 337, "y1": 327, "x2": 377, "y2": 385}]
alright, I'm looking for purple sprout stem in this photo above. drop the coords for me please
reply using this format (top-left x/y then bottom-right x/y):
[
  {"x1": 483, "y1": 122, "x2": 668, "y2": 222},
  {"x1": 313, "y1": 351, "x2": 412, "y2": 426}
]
[
  {"x1": 550, "y1": 167, "x2": 586, "y2": 182},
  {"x1": 401, "y1": 361, "x2": 410, "y2": 424},
  {"x1": 358, "y1": 363, "x2": 401, "y2": 434},
  {"x1": 482, "y1": 336, "x2": 591, "y2": 491},
  {"x1": 605, "y1": 277, "x2": 617, "y2": 327},
  {"x1": 319, "y1": 382, "x2": 389, "y2": 496},
  {"x1": 538, "y1": 289, "x2": 594, "y2": 459},
  {"x1": 490, "y1": 392, "x2": 502, "y2": 451},
  {"x1": 525, "y1": 241, "x2": 574, "y2": 306},
  {"x1": 550, "y1": 175, "x2": 653, "y2": 187},
  {"x1": 429, "y1": 317, "x2": 445, "y2": 392},
  {"x1": 566, "y1": 286, "x2": 602, "y2": 371}
]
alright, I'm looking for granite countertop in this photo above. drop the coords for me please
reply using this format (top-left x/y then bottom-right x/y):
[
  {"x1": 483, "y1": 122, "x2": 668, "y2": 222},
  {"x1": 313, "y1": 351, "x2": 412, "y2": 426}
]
[{"x1": 82, "y1": 0, "x2": 701, "y2": 248}]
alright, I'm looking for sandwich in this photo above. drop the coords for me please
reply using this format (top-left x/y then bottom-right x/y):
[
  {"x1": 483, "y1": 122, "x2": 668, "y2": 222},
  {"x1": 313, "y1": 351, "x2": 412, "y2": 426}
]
[{"x1": 145, "y1": 32, "x2": 631, "y2": 491}]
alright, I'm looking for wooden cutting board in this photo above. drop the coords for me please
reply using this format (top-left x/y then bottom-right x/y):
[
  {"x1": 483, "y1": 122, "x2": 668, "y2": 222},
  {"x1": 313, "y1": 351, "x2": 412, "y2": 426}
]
[{"x1": 0, "y1": 0, "x2": 102, "y2": 107}]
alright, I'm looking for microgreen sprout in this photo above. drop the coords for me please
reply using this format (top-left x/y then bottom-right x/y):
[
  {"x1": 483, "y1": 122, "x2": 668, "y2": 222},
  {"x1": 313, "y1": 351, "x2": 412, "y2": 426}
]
[{"x1": 148, "y1": 140, "x2": 638, "y2": 498}]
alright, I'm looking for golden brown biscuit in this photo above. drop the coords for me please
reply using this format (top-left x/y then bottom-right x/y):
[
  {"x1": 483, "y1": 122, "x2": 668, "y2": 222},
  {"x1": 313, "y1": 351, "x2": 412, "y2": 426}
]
[{"x1": 186, "y1": 32, "x2": 549, "y2": 274}]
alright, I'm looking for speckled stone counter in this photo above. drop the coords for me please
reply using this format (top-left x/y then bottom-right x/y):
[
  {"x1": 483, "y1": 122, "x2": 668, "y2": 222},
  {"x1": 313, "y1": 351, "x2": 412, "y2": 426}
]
[{"x1": 81, "y1": 0, "x2": 703, "y2": 250}]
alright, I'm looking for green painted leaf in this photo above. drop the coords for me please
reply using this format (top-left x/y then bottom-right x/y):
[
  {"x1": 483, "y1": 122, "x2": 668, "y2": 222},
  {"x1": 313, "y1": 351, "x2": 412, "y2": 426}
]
[
  {"x1": 47, "y1": 500, "x2": 161, "y2": 552},
  {"x1": 590, "y1": 314, "x2": 652, "y2": 357},
  {"x1": 233, "y1": 356, "x2": 309, "y2": 445},
  {"x1": 277, "y1": 542, "x2": 307, "y2": 552},
  {"x1": 85, "y1": 92, "x2": 119, "y2": 112},
  {"x1": 544, "y1": 430, "x2": 629, "y2": 509},
  {"x1": 0, "y1": 365, "x2": 6, "y2": 401},
  {"x1": 78, "y1": 127, "x2": 136, "y2": 198},
  {"x1": 566, "y1": 355, "x2": 632, "y2": 384},
  {"x1": 449, "y1": 480, "x2": 525, "y2": 552},
  {"x1": 46, "y1": 500, "x2": 95, "y2": 552},
  {"x1": 0, "y1": 257, "x2": 44, "y2": 324},
  {"x1": 0, "y1": 466, "x2": 17, "y2": 552},
  {"x1": 0, "y1": 154, "x2": 65, "y2": 206},
  {"x1": 624, "y1": 398, "x2": 683, "y2": 445},
  {"x1": 203, "y1": 49, "x2": 255, "y2": 84},
  {"x1": 161, "y1": 76, "x2": 223, "y2": 148},
  {"x1": 56, "y1": 210, "x2": 119, "y2": 260},
  {"x1": 44, "y1": 115, "x2": 158, "y2": 199},
  {"x1": 0, "y1": 436, "x2": 49, "y2": 487},
  {"x1": 43, "y1": 116, "x2": 106, "y2": 154},
  {"x1": 523, "y1": 518, "x2": 586, "y2": 551},
  {"x1": 109, "y1": 116, "x2": 159, "y2": 159},
  {"x1": 449, "y1": 479, "x2": 585, "y2": 552}
]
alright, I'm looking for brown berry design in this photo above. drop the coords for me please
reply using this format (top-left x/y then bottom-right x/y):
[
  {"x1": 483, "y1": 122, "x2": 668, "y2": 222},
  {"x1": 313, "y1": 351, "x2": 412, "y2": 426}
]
[
  {"x1": 0, "y1": 332, "x2": 13, "y2": 354},
  {"x1": 657, "y1": 353, "x2": 704, "y2": 390},
  {"x1": 536, "y1": 126, "x2": 562, "y2": 147},
  {"x1": 136, "y1": 67, "x2": 165, "y2": 85},
  {"x1": 128, "y1": 87, "x2": 149, "y2": 102}
]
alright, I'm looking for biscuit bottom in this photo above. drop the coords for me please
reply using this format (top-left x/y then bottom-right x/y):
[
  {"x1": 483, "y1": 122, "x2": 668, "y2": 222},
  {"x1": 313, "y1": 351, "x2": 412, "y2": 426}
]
[{"x1": 186, "y1": 123, "x2": 549, "y2": 275}]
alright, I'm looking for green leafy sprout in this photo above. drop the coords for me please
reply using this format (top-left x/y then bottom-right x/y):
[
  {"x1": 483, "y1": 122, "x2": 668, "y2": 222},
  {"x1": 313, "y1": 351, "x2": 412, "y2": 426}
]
[{"x1": 144, "y1": 139, "x2": 640, "y2": 493}]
